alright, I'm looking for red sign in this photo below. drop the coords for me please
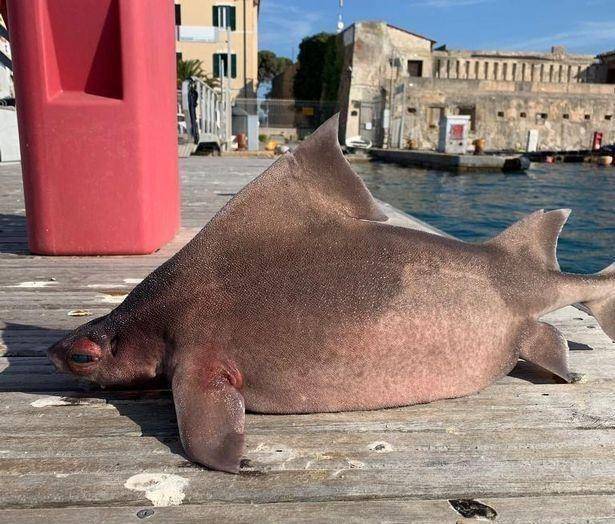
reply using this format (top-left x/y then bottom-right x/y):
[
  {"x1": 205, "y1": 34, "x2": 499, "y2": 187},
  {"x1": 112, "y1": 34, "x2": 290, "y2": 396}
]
[
  {"x1": 592, "y1": 132, "x2": 603, "y2": 150},
  {"x1": 450, "y1": 124, "x2": 464, "y2": 140}
]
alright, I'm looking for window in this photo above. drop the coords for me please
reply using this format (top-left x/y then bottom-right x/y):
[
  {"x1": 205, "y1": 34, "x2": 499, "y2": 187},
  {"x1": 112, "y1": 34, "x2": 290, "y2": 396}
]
[
  {"x1": 428, "y1": 106, "x2": 443, "y2": 128},
  {"x1": 497, "y1": 111, "x2": 504, "y2": 118},
  {"x1": 213, "y1": 5, "x2": 236, "y2": 30},
  {"x1": 458, "y1": 106, "x2": 476, "y2": 131},
  {"x1": 537, "y1": 113, "x2": 548, "y2": 120},
  {"x1": 174, "y1": 4, "x2": 181, "y2": 25},
  {"x1": 176, "y1": 52, "x2": 183, "y2": 63},
  {"x1": 407, "y1": 107, "x2": 417, "y2": 114},
  {"x1": 585, "y1": 114, "x2": 591, "y2": 120},
  {"x1": 520, "y1": 112, "x2": 527, "y2": 118},
  {"x1": 213, "y1": 53, "x2": 237, "y2": 78},
  {"x1": 407, "y1": 60, "x2": 423, "y2": 77},
  {"x1": 606, "y1": 115, "x2": 613, "y2": 121},
  {"x1": 563, "y1": 114, "x2": 570, "y2": 119}
]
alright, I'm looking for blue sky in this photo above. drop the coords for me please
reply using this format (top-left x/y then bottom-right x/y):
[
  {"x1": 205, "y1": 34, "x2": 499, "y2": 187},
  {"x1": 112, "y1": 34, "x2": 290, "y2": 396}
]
[{"x1": 259, "y1": 0, "x2": 615, "y2": 60}]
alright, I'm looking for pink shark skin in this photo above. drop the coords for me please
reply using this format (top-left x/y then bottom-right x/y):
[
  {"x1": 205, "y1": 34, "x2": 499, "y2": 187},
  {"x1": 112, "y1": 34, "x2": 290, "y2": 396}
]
[{"x1": 48, "y1": 114, "x2": 615, "y2": 473}]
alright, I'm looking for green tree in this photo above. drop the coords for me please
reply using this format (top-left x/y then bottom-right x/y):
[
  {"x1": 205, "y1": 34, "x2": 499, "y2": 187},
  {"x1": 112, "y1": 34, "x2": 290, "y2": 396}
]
[
  {"x1": 321, "y1": 36, "x2": 342, "y2": 102},
  {"x1": 258, "y1": 50, "x2": 292, "y2": 83},
  {"x1": 293, "y1": 32, "x2": 338, "y2": 101},
  {"x1": 176, "y1": 58, "x2": 219, "y2": 89}
]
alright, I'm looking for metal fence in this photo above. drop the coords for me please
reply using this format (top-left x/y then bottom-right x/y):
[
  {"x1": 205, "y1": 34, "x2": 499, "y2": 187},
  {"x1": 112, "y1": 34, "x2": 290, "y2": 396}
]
[{"x1": 234, "y1": 98, "x2": 338, "y2": 138}]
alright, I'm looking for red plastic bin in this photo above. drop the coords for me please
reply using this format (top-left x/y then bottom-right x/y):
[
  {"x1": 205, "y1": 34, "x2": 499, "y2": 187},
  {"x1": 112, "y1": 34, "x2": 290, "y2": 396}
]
[{"x1": 6, "y1": 0, "x2": 179, "y2": 254}]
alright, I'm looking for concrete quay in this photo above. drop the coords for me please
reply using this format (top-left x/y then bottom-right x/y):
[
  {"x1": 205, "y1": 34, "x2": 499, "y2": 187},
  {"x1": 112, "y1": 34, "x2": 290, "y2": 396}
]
[{"x1": 370, "y1": 148, "x2": 530, "y2": 172}]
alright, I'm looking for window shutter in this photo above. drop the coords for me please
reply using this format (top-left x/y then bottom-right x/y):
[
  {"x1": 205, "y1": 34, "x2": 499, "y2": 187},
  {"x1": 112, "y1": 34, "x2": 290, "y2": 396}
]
[
  {"x1": 174, "y1": 4, "x2": 181, "y2": 25},
  {"x1": 212, "y1": 6, "x2": 219, "y2": 27},
  {"x1": 213, "y1": 54, "x2": 220, "y2": 77},
  {"x1": 229, "y1": 6, "x2": 236, "y2": 30},
  {"x1": 231, "y1": 54, "x2": 237, "y2": 78}
]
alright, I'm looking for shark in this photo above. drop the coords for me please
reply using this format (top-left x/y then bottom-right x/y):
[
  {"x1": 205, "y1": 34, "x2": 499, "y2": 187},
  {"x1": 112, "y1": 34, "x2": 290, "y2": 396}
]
[{"x1": 48, "y1": 114, "x2": 615, "y2": 473}]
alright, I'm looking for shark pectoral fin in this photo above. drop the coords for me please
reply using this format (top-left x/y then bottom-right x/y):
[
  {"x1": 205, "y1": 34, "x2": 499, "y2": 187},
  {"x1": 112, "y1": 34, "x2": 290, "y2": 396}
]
[
  {"x1": 517, "y1": 321, "x2": 571, "y2": 382},
  {"x1": 171, "y1": 360, "x2": 245, "y2": 473}
]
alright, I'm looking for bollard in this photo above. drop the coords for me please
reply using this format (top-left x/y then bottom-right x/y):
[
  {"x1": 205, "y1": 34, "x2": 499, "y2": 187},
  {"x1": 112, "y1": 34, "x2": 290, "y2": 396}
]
[{"x1": 7, "y1": 0, "x2": 179, "y2": 254}]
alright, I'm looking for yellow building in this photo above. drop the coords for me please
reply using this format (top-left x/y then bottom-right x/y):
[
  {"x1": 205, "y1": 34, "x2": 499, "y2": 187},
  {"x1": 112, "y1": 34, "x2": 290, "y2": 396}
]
[{"x1": 175, "y1": 0, "x2": 259, "y2": 98}]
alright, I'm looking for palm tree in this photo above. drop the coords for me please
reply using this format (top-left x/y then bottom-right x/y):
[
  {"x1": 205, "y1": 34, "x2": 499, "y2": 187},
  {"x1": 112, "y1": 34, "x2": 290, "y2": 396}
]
[{"x1": 176, "y1": 59, "x2": 220, "y2": 89}]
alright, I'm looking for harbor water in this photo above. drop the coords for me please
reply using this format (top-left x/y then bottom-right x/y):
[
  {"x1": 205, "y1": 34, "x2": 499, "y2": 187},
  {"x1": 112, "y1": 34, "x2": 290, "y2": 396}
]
[{"x1": 355, "y1": 161, "x2": 614, "y2": 274}]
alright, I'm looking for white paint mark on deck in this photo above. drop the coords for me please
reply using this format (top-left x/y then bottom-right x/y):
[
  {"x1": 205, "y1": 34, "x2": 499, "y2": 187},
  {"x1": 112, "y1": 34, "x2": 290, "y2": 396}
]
[
  {"x1": 124, "y1": 473, "x2": 189, "y2": 507},
  {"x1": 253, "y1": 442, "x2": 297, "y2": 463},
  {"x1": 98, "y1": 293, "x2": 128, "y2": 304},
  {"x1": 123, "y1": 278, "x2": 143, "y2": 284},
  {"x1": 67, "y1": 309, "x2": 92, "y2": 317},
  {"x1": 31, "y1": 397, "x2": 74, "y2": 408},
  {"x1": 9, "y1": 281, "x2": 58, "y2": 288}
]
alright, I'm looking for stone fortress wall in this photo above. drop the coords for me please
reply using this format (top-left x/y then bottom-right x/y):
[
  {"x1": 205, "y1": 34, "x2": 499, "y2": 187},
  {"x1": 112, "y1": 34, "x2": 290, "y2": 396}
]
[{"x1": 338, "y1": 22, "x2": 615, "y2": 152}]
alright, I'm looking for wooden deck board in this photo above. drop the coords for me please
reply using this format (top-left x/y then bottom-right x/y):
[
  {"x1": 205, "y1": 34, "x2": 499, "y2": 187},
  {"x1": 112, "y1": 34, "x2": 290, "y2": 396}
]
[{"x1": 1, "y1": 158, "x2": 614, "y2": 522}]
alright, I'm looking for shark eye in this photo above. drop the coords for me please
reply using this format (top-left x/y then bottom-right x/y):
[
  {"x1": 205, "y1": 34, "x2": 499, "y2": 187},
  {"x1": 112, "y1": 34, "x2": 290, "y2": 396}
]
[{"x1": 70, "y1": 354, "x2": 95, "y2": 364}]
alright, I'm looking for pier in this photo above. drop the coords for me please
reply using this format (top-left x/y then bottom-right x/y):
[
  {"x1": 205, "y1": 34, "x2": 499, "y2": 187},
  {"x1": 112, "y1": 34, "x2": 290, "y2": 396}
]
[
  {"x1": 1, "y1": 157, "x2": 615, "y2": 521},
  {"x1": 370, "y1": 148, "x2": 530, "y2": 173}
]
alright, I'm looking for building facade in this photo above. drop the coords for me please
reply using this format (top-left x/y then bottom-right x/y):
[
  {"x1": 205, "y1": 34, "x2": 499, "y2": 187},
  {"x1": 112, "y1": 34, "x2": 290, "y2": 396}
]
[
  {"x1": 338, "y1": 21, "x2": 615, "y2": 151},
  {"x1": 175, "y1": 0, "x2": 259, "y2": 98}
]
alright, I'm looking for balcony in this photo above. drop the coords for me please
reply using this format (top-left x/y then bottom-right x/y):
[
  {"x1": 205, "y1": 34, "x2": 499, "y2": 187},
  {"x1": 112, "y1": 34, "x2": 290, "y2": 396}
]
[{"x1": 176, "y1": 26, "x2": 220, "y2": 44}]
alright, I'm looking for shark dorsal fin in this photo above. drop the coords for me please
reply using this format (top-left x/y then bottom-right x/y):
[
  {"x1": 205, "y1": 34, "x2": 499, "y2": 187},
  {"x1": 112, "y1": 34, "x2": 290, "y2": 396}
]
[
  {"x1": 290, "y1": 114, "x2": 387, "y2": 221},
  {"x1": 486, "y1": 209, "x2": 571, "y2": 271}
]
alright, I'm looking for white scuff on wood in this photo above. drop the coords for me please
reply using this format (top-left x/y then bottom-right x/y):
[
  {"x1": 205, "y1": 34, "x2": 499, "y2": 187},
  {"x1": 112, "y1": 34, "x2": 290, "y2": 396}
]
[
  {"x1": 30, "y1": 397, "x2": 75, "y2": 408},
  {"x1": 124, "y1": 473, "x2": 189, "y2": 507},
  {"x1": 8, "y1": 281, "x2": 58, "y2": 288},
  {"x1": 67, "y1": 309, "x2": 93, "y2": 317},
  {"x1": 97, "y1": 293, "x2": 128, "y2": 304}
]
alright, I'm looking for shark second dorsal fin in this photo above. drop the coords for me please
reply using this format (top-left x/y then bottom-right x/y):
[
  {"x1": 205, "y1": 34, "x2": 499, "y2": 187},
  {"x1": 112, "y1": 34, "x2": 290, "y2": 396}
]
[{"x1": 486, "y1": 209, "x2": 571, "y2": 271}]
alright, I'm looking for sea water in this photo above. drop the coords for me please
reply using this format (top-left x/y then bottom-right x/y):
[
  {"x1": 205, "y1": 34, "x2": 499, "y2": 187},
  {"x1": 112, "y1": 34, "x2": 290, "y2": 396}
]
[{"x1": 355, "y1": 162, "x2": 614, "y2": 274}]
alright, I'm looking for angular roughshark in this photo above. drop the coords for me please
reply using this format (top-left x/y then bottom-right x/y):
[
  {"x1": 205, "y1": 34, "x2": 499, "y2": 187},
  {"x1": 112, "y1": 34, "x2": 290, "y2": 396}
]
[{"x1": 48, "y1": 115, "x2": 615, "y2": 473}]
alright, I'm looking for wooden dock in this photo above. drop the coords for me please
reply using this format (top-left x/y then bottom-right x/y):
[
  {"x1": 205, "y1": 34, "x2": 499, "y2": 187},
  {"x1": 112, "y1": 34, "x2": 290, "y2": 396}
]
[{"x1": 1, "y1": 157, "x2": 614, "y2": 522}]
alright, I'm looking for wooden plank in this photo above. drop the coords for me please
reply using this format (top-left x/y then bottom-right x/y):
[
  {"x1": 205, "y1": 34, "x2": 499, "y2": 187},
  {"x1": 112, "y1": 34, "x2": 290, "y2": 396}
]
[
  {"x1": 3, "y1": 380, "x2": 615, "y2": 434},
  {"x1": 2, "y1": 495, "x2": 615, "y2": 524},
  {"x1": 3, "y1": 466, "x2": 615, "y2": 509}
]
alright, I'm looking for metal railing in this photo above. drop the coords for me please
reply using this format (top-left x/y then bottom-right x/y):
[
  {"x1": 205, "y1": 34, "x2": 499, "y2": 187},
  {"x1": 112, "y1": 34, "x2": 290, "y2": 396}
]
[{"x1": 181, "y1": 77, "x2": 229, "y2": 149}]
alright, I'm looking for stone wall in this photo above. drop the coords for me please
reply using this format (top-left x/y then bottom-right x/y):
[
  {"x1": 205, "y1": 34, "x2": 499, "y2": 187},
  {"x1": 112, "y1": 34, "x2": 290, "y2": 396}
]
[
  {"x1": 338, "y1": 21, "x2": 434, "y2": 146},
  {"x1": 396, "y1": 78, "x2": 615, "y2": 151},
  {"x1": 432, "y1": 48, "x2": 604, "y2": 84},
  {"x1": 338, "y1": 20, "x2": 615, "y2": 151}
]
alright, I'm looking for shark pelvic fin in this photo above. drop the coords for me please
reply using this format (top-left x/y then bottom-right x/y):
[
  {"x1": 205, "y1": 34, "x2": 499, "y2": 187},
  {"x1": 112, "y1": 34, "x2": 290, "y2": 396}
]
[
  {"x1": 516, "y1": 321, "x2": 571, "y2": 382},
  {"x1": 486, "y1": 209, "x2": 571, "y2": 271}
]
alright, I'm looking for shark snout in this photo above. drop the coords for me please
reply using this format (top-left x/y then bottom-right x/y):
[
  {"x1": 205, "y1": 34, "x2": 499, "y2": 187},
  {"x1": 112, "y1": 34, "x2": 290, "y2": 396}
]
[{"x1": 47, "y1": 340, "x2": 70, "y2": 373}]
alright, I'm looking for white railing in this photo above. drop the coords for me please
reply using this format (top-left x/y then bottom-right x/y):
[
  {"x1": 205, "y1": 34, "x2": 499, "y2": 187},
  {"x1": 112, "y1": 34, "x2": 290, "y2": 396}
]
[{"x1": 181, "y1": 77, "x2": 230, "y2": 148}]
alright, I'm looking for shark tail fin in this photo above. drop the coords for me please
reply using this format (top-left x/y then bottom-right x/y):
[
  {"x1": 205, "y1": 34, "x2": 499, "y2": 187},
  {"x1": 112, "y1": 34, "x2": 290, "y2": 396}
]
[
  {"x1": 486, "y1": 209, "x2": 571, "y2": 271},
  {"x1": 582, "y1": 263, "x2": 615, "y2": 341}
]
